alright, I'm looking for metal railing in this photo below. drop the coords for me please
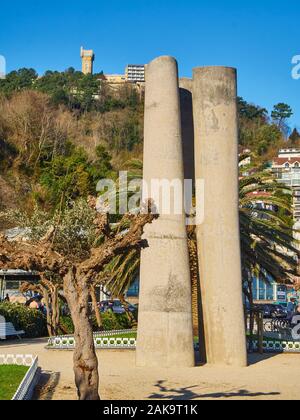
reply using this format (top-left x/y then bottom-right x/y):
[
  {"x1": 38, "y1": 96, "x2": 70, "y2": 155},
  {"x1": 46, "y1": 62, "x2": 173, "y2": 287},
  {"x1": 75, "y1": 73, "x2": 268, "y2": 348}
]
[{"x1": 246, "y1": 311, "x2": 300, "y2": 353}]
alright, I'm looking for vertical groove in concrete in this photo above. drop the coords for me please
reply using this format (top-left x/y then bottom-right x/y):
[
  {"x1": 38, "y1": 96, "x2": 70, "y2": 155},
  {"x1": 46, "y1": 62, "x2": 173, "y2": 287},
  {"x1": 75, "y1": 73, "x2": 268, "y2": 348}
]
[
  {"x1": 179, "y1": 78, "x2": 207, "y2": 363},
  {"x1": 179, "y1": 78, "x2": 195, "y2": 184},
  {"x1": 179, "y1": 78, "x2": 195, "y2": 223},
  {"x1": 136, "y1": 57, "x2": 195, "y2": 368},
  {"x1": 193, "y1": 66, "x2": 247, "y2": 367}
]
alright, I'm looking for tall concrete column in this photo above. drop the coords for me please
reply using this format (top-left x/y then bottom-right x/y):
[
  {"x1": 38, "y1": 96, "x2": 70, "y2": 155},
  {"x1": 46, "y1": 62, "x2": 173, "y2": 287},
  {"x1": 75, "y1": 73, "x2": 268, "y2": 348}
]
[
  {"x1": 193, "y1": 67, "x2": 247, "y2": 367},
  {"x1": 136, "y1": 56, "x2": 194, "y2": 368}
]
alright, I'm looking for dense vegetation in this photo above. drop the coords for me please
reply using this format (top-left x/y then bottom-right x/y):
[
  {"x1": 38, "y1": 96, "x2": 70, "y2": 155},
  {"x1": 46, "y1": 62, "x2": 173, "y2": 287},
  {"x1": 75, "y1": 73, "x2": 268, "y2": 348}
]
[
  {"x1": 0, "y1": 301, "x2": 134, "y2": 337},
  {"x1": 0, "y1": 67, "x2": 297, "y2": 215},
  {"x1": 238, "y1": 97, "x2": 297, "y2": 158},
  {"x1": 60, "y1": 311, "x2": 133, "y2": 334},
  {"x1": 0, "y1": 68, "x2": 144, "y2": 214},
  {"x1": 0, "y1": 67, "x2": 142, "y2": 113},
  {"x1": 0, "y1": 302, "x2": 47, "y2": 338}
]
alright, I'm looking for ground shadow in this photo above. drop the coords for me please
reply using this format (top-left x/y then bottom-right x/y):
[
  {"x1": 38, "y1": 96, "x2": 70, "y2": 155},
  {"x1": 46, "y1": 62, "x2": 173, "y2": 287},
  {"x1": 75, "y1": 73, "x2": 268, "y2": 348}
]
[
  {"x1": 195, "y1": 351, "x2": 207, "y2": 366},
  {"x1": 33, "y1": 371, "x2": 60, "y2": 400},
  {"x1": 248, "y1": 352, "x2": 283, "y2": 366},
  {"x1": 195, "y1": 352, "x2": 282, "y2": 368},
  {"x1": 149, "y1": 380, "x2": 280, "y2": 400}
]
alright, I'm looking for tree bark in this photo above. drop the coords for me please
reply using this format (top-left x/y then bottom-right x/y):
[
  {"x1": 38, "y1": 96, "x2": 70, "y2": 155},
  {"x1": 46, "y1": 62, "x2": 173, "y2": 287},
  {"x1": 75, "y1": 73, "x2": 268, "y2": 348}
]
[
  {"x1": 249, "y1": 287, "x2": 255, "y2": 352},
  {"x1": 40, "y1": 285, "x2": 53, "y2": 337},
  {"x1": 90, "y1": 284, "x2": 103, "y2": 330},
  {"x1": 188, "y1": 236, "x2": 207, "y2": 364},
  {"x1": 50, "y1": 284, "x2": 60, "y2": 336},
  {"x1": 244, "y1": 279, "x2": 254, "y2": 352},
  {"x1": 64, "y1": 268, "x2": 100, "y2": 401}
]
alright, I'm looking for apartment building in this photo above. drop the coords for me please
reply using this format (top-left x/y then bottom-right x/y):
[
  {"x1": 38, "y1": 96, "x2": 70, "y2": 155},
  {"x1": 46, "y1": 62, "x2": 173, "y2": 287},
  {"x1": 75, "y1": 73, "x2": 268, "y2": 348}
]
[
  {"x1": 272, "y1": 148, "x2": 300, "y2": 220},
  {"x1": 125, "y1": 64, "x2": 145, "y2": 82}
]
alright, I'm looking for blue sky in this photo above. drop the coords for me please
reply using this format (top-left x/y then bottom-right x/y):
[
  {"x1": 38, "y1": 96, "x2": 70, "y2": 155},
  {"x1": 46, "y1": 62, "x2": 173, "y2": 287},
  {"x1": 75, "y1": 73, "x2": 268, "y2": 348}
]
[{"x1": 0, "y1": 0, "x2": 299, "y2": 127}]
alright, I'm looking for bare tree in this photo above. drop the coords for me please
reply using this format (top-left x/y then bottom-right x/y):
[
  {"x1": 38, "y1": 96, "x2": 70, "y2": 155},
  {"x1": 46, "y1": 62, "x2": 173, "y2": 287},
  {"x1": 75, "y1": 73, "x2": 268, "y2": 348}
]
[
  {"x1": 0, "y1": 91, "x2": 68, "y2": 169},
  {"x1": 0, "y1": 198, "x2": 157, "y2": 400},
  {"x1": 20, "y1": 276, "x2": 63, "y2": 336}
]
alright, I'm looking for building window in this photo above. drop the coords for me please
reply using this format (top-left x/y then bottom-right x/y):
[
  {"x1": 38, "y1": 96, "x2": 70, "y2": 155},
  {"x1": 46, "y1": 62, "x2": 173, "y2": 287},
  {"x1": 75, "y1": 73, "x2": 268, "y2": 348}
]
[
  {"x1": 266, "y1": 283, "x2": 274, "y2": 301},
  {"x1": 259, "y1": 278, "x2": 266, "y2": 300},
  {"x1": 126, "y1": 276, "x2": 140, "y2": 297},
  {"x1": 252, "y1": 277, "x2": 258, "y2": 300}
]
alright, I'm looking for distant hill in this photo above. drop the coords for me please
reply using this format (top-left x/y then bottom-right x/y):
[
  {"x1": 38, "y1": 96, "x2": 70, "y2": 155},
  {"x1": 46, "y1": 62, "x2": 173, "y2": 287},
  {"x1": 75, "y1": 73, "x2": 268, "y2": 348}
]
[{"x1": 0, "y1": 68, "x2": 294, "y2": 214}]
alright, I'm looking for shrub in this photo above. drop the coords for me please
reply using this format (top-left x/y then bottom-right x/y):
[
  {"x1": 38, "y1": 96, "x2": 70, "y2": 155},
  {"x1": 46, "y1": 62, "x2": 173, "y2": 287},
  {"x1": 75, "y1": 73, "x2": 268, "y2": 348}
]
[
  {"x1": 60, "y1": 316, "x2": 75, "y2": 335},
  {"x1": 60, "y1": 312, "x2": 132, "y2": 335},
  {"x1": 100, "y1": 312, "x2": 131, "y2": 331},
  {"x1": 0, "y1": 302, "x2": 47, "y2": 338}
]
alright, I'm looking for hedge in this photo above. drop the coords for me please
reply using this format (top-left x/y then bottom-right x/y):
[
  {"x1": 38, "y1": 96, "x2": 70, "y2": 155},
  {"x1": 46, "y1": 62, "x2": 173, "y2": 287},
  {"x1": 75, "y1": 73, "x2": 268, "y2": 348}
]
[
  {"x1": 0, "y1": 302, "x2": 135, "y2": 338},
  {"x1": 60, "y1": 312, "x2": 133, "y2": 335},
  {"x1": 0, "y1": 302, "x2": 47, "y2": 338}
]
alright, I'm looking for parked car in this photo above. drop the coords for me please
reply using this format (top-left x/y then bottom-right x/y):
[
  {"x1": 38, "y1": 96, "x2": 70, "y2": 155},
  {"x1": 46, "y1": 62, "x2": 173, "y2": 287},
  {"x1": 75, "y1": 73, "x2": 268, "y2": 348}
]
[
  {"x1": 255, "y1": 304, "x2": 287, "y2": 319},
  {"x1": 99, "y1": 299, "x2": 136, "y2": 315}
]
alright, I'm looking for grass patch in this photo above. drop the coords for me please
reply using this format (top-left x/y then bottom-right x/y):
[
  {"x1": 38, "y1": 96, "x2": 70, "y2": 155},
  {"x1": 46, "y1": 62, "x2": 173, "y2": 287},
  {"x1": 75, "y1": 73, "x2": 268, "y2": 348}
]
[
  {"x1": 247, "y1": 333, "x2": 300, "y2": 344},
  {"x1": 99, "y1": 333, "x2": 202, "y2": 342},
  {"x1": 0, "y1": 365, "x2": 28, "y2": 400}
]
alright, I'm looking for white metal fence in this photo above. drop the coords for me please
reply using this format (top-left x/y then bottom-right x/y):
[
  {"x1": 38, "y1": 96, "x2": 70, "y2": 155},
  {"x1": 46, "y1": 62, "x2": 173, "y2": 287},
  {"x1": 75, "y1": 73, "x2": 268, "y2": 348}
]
[{"x1": 47, "y1": 330, "x2": 137, "y2": 350}]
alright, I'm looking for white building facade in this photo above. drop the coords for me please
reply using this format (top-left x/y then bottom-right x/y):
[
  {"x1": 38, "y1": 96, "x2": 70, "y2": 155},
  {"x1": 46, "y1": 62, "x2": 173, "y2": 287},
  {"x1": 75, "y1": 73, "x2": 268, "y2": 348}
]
[
  {"x1": 125, "y1": 64, "x2": 145, "y2": 82},
  {"x1": 272, "y1": 149, "x2": 300, "y2": 220}
]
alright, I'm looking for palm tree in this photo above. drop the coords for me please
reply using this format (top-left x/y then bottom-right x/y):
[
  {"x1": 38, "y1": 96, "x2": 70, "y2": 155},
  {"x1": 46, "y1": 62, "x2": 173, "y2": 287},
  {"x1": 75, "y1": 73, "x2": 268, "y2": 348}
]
[
  {"x1": 239, "y1": 162, "x2": 298, "y2": 304},
  {"x1": 98, "y1": 159, "x2": 143, "y2": 326},
  {"x1": 101, "y1": 157, "x2": 299, "y2": 335}
]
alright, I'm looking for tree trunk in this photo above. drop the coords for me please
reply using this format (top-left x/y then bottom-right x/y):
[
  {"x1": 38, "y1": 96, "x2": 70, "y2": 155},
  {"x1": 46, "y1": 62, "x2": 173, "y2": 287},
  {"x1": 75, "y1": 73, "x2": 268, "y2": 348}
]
[
  {"x1": 188, "y1": 238, "x2": 200, "y2": 334},
  {"x1": 40, "y1": 278, "x2": 60, "y2": 336},
  {"x1": 90, "y1": 284, "x2": 103, "y2": 330},
  {"x1": 40, "y1": 285, "x2": 53, "y2": 337},
  {"x1": 245, "y1": 280, "x2": 254, "y2": 352},
  {"x1": 119, "y1": 294, "x2": 137, "y2": 329},
  {"x1": 51, "y1": 285, "x2": 60, "y2": 336},
  {"x1": 64, "y1": 268, "x2": 100, "y2": 401},
  {"x1": 58, "y1": 322, "x2": 69, "y2": 335},
  {"x1": 188, "y1": 236, "x2": 207, "y2": 364}
]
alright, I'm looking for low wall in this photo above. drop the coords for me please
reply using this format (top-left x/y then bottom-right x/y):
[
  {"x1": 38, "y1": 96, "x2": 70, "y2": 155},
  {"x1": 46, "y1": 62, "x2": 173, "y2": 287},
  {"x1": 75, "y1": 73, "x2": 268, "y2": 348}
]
[
  {"x1": 47, "y1": 330, "x2": 137, "y2": 350},
  {"x1": 249, "y1": 339, "x2": 300, "y2": 353},
  {"x1": 47, "y1": 330, "x2": 300, "y2": 354}
]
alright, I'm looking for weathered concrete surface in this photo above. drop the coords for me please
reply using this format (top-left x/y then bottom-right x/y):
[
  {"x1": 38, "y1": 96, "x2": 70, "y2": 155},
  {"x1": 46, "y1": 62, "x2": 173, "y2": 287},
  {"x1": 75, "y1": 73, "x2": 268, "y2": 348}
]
[
  {"x1": 193, "y1": 66, "x2": 247, "y2": 367},
  {"x1": 136, "y1": 56, "x2": 194, "y2": 368}
]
